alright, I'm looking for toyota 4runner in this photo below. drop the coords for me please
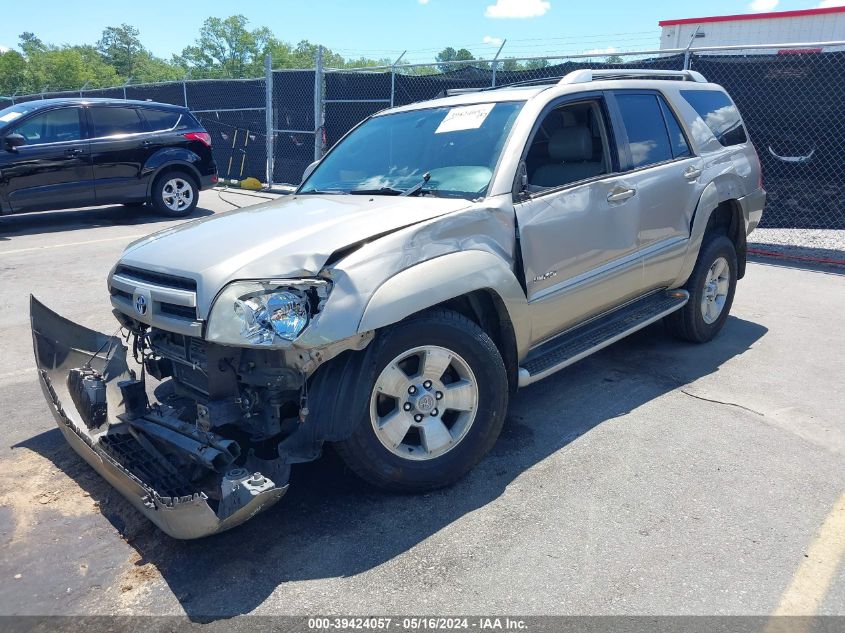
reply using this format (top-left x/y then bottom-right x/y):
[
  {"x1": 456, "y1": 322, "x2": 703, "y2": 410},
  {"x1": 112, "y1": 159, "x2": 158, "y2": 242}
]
[{"x1": 31, "y1": 69, "x2": 765, "y2": 539}]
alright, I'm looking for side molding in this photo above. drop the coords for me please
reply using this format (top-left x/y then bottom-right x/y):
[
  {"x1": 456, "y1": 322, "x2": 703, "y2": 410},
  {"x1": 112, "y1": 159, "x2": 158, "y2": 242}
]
[{"x1": 358, "y1": 250, "x2": 532, "y2": 356}]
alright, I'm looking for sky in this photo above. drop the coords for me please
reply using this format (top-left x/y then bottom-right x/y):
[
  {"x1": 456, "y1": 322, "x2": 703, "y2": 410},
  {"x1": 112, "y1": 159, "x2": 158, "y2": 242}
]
[{"x1": 0, "y1": 0, "x2": 842, "y2": 63}]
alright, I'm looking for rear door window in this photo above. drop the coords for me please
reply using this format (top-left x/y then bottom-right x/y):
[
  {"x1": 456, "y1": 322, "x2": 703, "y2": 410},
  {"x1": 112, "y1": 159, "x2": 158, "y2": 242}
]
[
  {"x1": 142, "y1": 109, "x2": 185, "y2": 132},
  {"x1": 680, "y1": 89, "x2": 747, "y2": 146},
  {"x1": 12, "y1": 108, "x2": 83, "y2": 145},
  {"x1": 89, "y1": 107, "x2": 147, "y2": 137},
  {"x1": 614, "y1": 93, "x2": 673, "y2": 169}
]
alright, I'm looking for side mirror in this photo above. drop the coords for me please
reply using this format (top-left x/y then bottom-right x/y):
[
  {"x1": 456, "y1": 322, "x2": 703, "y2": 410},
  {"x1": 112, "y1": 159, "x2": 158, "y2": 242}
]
[
  {"x1": 3, "y1": 133, "x2": 25, "y2": 152},
  {"x1": 301, "y1": 160, "x2": 320, "y2": 184}
]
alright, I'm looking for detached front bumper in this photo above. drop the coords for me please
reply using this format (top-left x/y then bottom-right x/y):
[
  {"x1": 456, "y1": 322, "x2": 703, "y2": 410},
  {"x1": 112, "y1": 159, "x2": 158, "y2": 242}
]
[{"x1": 30, "y1": 297, "x2": 287, "y2": 540}]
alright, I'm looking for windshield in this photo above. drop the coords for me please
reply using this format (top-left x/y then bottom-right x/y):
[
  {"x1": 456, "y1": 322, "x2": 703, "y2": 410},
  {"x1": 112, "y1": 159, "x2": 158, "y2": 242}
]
[
  {"x1": 0, "y1": 103, "x2": 36, "y2": 131},
  {"x1": 299, "y1": 101, "x2": 524, "y2": 199}
]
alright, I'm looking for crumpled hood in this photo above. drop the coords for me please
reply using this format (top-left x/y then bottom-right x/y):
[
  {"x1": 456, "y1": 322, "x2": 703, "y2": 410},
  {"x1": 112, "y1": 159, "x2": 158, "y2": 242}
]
[{"x1": 119, "y1": 194, "x2": 470, "y2": 312}]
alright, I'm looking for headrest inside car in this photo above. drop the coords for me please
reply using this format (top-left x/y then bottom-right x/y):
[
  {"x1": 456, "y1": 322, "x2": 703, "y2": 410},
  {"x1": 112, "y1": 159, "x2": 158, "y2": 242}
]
[{"x1": 548, "y1": 126, "x2": 593, "y2": 162}]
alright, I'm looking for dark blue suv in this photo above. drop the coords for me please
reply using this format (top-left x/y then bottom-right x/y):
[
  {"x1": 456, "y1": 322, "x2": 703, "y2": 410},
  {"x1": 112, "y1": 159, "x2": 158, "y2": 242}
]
[{"x1": 0, "y1": 98, "x2": 218, "y2": 217}]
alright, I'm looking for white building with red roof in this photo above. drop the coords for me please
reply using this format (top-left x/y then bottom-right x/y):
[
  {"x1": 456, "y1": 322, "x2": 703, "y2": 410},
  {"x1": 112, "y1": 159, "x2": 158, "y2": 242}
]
[{"x1": 659, "y1": 6, "x2": 845, "y2": 54}]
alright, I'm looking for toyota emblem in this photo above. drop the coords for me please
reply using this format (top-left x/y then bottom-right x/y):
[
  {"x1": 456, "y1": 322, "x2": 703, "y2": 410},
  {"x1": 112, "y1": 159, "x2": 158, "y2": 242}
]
[{"x1": 134, "y1": 295, "x2": 148, "y2": 316}]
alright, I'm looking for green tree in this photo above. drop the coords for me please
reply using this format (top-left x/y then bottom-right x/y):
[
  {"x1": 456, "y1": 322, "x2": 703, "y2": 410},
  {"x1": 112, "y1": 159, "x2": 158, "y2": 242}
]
[
  {"x1": 435, "y1": 47, "x2": 475, "y2": 72},
  {"x1": 606, "y1": 54, "x2": 623, "y2": 64},
  {"x1": 36, "y1": 46, "x2": 120, "y2": 91},
  {"x1": 177, "y1": 15, "x2": 274, "y2": 78},
  {"x1": 3, "y1": 17, "x2": 391, "y2": 94},
  {"x1": 97, "y1": 24, "x2": 145, "y2": 77},
  {"x1": 132, "y1": 54, "x2": 185, "y2": 82},
  {"x1": 18, "y1": 32, "x2": 45, "y2": 57},
  {"x1": 0, "y1": 50, "x2": 27, "y2": 95},
  {"x1": 523, "y1": 58, "x2": 549, "y2": 70}
]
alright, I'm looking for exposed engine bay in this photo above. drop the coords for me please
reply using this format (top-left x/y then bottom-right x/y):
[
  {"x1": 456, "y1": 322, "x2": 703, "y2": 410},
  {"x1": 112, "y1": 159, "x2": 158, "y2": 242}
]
[{"x1": 30, "y1": 296, "x2": 372, "y2": 539}]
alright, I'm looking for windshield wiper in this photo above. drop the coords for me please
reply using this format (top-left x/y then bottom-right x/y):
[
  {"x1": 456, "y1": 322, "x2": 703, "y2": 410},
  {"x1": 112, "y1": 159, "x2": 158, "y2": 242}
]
[
  {"x1": 349, "y1": 187, "x2": 404, "y2": 196},
  {"x1": 400, "y1": 172, "x2": 431, "y2": 197},
  {"x1": 349, "y1": 172, "x2": 432, "y2": 197}
]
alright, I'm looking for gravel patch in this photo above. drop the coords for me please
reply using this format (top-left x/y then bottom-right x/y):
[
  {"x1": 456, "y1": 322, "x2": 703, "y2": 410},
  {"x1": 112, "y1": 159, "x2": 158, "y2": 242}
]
[{"x1": 748, "y1": 228, "x2": 845, "y2": 263}]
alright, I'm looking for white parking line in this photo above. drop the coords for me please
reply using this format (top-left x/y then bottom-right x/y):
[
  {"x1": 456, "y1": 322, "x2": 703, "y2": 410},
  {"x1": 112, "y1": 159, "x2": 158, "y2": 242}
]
[{"x1": 0, "y1": 234, "x2": 145, "y2": 257}]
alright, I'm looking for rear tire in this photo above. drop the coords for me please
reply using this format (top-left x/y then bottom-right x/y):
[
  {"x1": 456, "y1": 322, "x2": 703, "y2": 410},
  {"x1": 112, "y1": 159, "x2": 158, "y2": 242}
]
[
  {"x1": 334, "y1": 309, "x2": 508, "y2": 492},
  {"x1": 664, "y1": 234, "x2": 737, "y2": 343},
  {"x1": 151, "y1": 172, "x2": 198, "y2": 217}
]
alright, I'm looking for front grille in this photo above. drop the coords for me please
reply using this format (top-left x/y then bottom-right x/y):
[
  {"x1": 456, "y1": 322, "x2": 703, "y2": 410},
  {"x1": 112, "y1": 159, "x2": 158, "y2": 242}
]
[
  {"x1": 111, "y1": 287, "x2": 132, "y2": 301},
  {"x1": 109, "y1": 264, "x2": 201, "y2": 335},
  {"x1": 114, "y1": 264, "x2": 196, "y2": 291},
  {"x1": 160, "y1": 303, "x2": 197, "y2": 320}
]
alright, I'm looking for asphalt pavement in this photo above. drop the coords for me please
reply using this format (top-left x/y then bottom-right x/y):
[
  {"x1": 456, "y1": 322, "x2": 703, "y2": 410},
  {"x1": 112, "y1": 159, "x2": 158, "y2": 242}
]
[{"x1": 0, "y1": 190, "x2": 842, "y2": 620}]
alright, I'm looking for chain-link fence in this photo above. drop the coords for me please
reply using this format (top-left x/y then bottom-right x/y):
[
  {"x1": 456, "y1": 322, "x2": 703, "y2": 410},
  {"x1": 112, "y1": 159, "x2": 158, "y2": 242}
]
[
  {"x1": 2, "y1": 42, "x2": 844, "y2": 233},
  {"x1": 689, "y1": 50, "x2": 845, "y2": 230}
]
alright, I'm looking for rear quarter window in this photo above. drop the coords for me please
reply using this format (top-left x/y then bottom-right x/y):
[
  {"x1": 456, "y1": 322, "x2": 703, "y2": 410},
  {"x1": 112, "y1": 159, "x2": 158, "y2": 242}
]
[
  {"x1": 90, "y1": 106, "x2": 147, "y2": 137},
  {"x1": 142, "y1": 109, "x2": 188, "y2": 132},
  {"x1": 680, "y1": 89, "x2": 747, "y2": 147}
]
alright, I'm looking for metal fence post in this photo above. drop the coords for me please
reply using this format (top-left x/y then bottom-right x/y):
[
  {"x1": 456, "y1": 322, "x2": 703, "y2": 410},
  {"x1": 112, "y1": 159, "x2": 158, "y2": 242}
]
[
  {"x1": 683, "y1": 26, "x2": 701, "y2": 70},
  {"x1": 491, "y1": 39, "x2": 506, "y2": 87},
  {"x1": 313, "y1": 46, "x2": 324, "y2": 161},
  {"x1": 265, "y1": 54, "x2": 274, "y2": 187},
  {"x1": 390, "y1": 51, "x2": 406, "y2": 108},
  {"x1": 182, "y1": 80, "x2": 188, "y2": 108}
]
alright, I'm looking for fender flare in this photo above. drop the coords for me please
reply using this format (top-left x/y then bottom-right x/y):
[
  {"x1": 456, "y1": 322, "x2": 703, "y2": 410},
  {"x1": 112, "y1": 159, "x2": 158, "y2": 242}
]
[
  {"x1": 358, "y1": 250, "x2": 532, "y2": 357},
  {"x1": 673, "y1": 180, "x2": 744, "y2": 286}
]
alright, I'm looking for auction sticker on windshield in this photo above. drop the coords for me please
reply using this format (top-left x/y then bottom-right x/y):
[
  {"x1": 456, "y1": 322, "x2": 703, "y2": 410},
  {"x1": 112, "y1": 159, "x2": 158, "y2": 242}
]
[
  {"x1": 0, "y1": 112, "x2": 22, "y2": 123},
  {"x1": 435, "y1": 103, "x2": 495, "y2": 134}
]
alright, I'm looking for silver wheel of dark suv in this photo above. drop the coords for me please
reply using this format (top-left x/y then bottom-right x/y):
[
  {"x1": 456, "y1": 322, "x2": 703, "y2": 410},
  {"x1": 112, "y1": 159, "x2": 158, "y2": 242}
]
[{"x1": 152, "y1": 173, "x2": 198, "y2": 217}]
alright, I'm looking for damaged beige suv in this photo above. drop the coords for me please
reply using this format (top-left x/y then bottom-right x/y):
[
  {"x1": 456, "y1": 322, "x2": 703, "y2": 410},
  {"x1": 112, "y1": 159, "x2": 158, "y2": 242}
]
[{"x1": 31, "y1": 69, "x2": 764, "y2": 538}]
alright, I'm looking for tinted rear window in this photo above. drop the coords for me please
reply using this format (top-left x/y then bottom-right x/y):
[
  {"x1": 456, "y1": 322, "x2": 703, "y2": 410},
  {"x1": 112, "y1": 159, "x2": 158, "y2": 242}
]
[
  {"x1": 680, "y1": 89, "x2": 747, "y2": 146},
  {"x1": 90, "y1": 107, "x2": 146, "y2": 137},
  {"x1": 615, "y1": 93, "x2": 673, "y2": 169},
  {"x1": 143, "y1": 109, "x2": 186, "y2": 132}
]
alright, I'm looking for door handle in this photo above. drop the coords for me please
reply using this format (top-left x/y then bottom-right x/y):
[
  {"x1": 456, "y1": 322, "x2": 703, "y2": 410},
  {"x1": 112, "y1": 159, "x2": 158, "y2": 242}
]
[
  {"x1": 65, "y1": 148, "x2": 83, "y2": 156},
  {"x1": 607, "y1": 187, "x2": 636, "y2": 203},
  {"x1": 683, "y1": 166, "x2": 702, "y2": 180}
]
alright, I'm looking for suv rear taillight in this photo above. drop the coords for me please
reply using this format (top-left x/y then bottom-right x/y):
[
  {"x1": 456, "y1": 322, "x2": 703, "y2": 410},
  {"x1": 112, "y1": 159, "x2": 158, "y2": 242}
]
[{"x1": 183, "y1": 132, "x2": 212, "y2": 147}]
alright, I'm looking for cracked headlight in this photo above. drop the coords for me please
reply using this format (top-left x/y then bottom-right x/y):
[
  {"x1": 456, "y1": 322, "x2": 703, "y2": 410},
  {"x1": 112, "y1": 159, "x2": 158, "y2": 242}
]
[{"x1": 206, "y1": 280, "x2": 330, "y2": 347}]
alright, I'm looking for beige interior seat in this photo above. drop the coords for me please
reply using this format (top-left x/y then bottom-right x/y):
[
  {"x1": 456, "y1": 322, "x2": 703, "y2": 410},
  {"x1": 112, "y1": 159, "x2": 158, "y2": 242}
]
[{"x1": 532, "y1": 126, "x2": 604, "y2": 188}]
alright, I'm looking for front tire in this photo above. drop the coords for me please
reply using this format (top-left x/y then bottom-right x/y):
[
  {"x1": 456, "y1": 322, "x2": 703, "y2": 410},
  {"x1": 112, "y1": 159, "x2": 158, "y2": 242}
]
[
  {"x1": 665, "y1": 234, "x2": 738, "y2": 343},
  {"x1": 151, "y1": 172, "x2": 198, "y2": 217},
  {"x1": 334, "y1": 309, "x2": 508, "y2": 492}
]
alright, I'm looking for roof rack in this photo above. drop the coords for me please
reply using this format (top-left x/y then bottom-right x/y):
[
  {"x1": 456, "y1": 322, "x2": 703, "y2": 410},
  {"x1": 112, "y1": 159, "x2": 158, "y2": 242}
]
[
  {"x1": 438, "y1": 69, "x2": 708, "y2": 98},
  {"x1": 558, "y1": 69, "x2": 707, "y2": 84}
]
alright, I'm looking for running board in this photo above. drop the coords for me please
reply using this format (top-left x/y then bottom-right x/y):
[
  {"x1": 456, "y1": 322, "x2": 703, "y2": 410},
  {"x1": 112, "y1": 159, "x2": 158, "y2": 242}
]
[{"x1": 518, "y1": 290, "x2": 689, "y2": 387}]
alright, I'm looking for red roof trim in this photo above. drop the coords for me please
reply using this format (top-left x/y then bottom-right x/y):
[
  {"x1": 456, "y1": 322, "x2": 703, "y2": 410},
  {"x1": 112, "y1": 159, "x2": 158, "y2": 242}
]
[
  {"x1": 659, "y1": 6, "x2": 845, "y2": 27},
  {"x1": 778, "y1": 48, "x2": 823, "y2": 54}
]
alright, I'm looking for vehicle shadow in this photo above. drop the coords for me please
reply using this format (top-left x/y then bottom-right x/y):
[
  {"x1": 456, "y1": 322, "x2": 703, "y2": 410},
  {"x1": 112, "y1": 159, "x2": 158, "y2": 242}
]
[
  {"x1": 0, "y1": 204, "x2": 214, "y2": 241},
  {"x1": 15, "y1": 316, "x2": 767, "y2": 620}
]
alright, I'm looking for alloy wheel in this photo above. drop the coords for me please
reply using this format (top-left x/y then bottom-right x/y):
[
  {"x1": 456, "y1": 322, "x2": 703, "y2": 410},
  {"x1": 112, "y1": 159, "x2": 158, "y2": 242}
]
[{"x1": 370, "y1": 345, "x2": 479, "y2": 461}]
